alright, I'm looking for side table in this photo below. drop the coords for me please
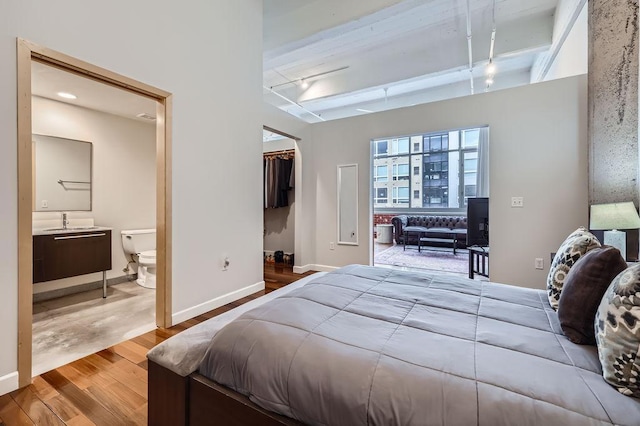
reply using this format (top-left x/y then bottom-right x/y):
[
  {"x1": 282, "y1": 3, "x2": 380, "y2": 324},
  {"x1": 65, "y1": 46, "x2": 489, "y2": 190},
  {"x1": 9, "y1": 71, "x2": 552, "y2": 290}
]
[{"x1": 469, "y1": 246, "x2": 489, "y2": 279}]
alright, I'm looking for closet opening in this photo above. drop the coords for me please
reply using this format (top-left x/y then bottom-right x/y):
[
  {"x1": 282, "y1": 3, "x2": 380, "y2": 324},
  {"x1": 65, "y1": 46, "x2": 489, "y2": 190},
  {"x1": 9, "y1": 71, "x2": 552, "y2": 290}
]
[{"x1": 262, "y1": 126, "x2": 301, "y2": 289}]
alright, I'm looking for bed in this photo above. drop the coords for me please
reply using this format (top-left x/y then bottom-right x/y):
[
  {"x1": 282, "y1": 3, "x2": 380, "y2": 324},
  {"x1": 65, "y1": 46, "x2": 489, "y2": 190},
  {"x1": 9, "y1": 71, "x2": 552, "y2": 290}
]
[{"x1": 147, "y1": 265, "x2": 640, "y2": 425}]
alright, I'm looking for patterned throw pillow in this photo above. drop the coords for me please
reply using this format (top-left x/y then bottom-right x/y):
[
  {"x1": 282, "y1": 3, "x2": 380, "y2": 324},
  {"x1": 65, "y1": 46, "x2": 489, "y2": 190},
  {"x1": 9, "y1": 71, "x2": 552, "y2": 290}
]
[
  {"x1": 547, "y1": 227, "x2": 601, "y2": 310},
  {"x1": 595, "y1": 265, "x2": 640, "y2": 398}
]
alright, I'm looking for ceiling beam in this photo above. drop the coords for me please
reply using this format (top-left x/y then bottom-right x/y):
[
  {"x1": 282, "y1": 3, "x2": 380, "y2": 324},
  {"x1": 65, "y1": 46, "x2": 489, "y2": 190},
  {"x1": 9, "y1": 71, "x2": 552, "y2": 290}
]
[{"x1": 530, "y1": 0, "x2": 587, "y2": 82}]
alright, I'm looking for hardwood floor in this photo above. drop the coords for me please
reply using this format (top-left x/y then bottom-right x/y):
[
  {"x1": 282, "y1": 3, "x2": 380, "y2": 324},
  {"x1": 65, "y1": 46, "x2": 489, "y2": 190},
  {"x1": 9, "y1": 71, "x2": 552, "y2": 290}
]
[{"x1": 0, "y1": 265, "x2": 315, "y2": 426}]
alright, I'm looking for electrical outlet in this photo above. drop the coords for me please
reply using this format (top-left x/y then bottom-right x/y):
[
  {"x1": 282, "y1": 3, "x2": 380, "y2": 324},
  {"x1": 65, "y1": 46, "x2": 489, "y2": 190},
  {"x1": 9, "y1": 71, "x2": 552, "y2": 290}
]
[
  {"x1": 329, "y1": 242, "x2": 335, "y2": 250},
  {"x1": 41, "y1": 200, "x2": 48, "y2": 208},
  {"x1": 511, "y1": 197, "x2": 524, "y2": 208},
  {"x1": 535, "y1": 258, "x2": 544, "y2": 270},
  {"x1": 222, "y1": 256, "x2": 230, "y2": 271}
]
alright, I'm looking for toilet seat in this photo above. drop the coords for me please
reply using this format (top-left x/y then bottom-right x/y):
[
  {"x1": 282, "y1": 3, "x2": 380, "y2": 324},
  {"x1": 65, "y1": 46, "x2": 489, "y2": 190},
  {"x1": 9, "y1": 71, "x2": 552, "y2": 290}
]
[{"x1": 138, "y1": 250, "x2": 156, "y2": 264}]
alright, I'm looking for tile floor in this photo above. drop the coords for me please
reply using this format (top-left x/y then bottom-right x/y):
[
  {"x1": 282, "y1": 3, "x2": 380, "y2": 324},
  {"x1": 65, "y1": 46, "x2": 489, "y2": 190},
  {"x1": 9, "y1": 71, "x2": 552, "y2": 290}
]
[{"x1": 32, "y1": 281, "x2": 155, "y2": 376}]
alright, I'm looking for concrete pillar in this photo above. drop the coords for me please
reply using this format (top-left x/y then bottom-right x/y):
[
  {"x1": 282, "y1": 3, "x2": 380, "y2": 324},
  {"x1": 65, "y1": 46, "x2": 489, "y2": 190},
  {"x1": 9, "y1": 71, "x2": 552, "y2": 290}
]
[{"x1": 588, "y1": 0, "x2": 639, "y2": 205}]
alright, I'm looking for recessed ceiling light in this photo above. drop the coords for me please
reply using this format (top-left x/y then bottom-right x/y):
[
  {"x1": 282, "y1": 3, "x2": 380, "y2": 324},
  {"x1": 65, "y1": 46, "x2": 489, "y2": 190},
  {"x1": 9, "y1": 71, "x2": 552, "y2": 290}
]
[
  {"x1": 136, "y1": 112, "x2": 156, "y2": 120},
  {"x1": 57, "y1": 92, "x2": 77, "y2": 100}
]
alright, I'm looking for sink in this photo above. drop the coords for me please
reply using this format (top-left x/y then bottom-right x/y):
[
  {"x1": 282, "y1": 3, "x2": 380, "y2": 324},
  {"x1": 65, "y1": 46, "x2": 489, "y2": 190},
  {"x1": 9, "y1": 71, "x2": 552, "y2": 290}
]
[{"x1": 42, "y1": 226, "x2": 98, "y2": 232}]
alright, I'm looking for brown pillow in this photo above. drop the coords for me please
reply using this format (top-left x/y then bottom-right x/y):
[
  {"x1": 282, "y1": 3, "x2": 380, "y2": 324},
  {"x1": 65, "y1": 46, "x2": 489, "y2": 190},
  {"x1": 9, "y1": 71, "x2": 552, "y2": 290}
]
[{"x1": 557, "y1": 246, "x2": 627, "y2": 345}]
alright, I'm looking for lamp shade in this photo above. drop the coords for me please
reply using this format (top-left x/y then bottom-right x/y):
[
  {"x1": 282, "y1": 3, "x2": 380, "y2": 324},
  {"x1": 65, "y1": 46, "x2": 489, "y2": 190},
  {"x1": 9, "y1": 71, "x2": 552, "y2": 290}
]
[{"x1": 590, "y1": 202, "x2": 640, "y2": 230}]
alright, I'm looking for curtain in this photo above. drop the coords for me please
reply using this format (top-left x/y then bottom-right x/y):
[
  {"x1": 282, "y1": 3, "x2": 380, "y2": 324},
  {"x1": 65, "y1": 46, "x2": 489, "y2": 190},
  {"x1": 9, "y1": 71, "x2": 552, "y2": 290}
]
[
  {"x1": 264, "y1": 157, "x2": 294, "y2": 209},
  {"x1": 476, "y1": 127, "x2": 490, "y2": 197}
]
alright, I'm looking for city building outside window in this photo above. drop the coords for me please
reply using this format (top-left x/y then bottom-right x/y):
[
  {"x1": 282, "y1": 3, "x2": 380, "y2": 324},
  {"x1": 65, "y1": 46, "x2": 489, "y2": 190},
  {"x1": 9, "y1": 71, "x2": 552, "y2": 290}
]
[{"x1": 372, "y1": 127, "x2": 486, "y2": 211}]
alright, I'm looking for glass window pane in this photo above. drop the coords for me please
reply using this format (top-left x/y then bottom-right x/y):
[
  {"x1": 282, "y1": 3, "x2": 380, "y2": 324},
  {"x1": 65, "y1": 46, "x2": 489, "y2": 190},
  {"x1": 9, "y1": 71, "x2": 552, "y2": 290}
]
[
  {"x1": 430, "y1": 136, "x2": 441, "y2": 152},
  {"x1": 464, "y1": 159, "x2": 477, "y2": 172},
  {"x1": 376, "y1": 140, "x2": 388, "y2": 156},
  {"x1": 375, "y1": 165, "x2": 388, "y2": 182},
  {"x1": 398, "y1": 138, "x2": 410, "y2": 154},
  {"x1": 463, "y1": 129, "x2": 479, "y2": 148}
]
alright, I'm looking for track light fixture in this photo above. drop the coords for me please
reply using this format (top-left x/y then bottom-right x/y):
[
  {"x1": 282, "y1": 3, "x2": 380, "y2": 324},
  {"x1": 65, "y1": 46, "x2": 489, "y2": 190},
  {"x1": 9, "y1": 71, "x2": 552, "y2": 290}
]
[
  {"x1": 268, "y1": 66, "x2": 350, "y2": 90},
  {"x1": 485, "y1": 61, "x2": 496, "y2": 76}
]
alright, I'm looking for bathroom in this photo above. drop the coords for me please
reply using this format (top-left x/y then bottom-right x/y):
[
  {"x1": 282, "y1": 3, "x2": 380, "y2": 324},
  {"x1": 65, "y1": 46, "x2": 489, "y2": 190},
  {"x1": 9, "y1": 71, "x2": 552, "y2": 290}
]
[{"x1": 30, "y1": 61, "x2": 158, "y2": 375}]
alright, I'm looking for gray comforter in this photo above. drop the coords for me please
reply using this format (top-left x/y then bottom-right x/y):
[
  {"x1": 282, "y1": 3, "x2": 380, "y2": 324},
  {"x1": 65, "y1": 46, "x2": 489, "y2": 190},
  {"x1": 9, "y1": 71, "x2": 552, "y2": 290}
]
[{"x1": 199, "y1": 265, "x2": 640, "y2": 425}]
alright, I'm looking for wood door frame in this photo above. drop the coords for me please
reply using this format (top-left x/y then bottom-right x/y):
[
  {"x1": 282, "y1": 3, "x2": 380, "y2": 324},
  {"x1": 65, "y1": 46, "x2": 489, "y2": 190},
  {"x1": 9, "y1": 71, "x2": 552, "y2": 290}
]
[{"x1": 16, "y1": 38, "x2": 173, "y2": 387}]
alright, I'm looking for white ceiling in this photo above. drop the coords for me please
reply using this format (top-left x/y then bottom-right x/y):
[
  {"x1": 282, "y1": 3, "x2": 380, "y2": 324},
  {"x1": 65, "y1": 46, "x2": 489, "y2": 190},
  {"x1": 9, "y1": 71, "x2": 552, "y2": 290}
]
[
  {"x1": 31, "y1": 61, "x2": 157, "y2": 124},
  {"x1": 263, "y1": 0, "x2": 581, "y2": 123},
  {"x1": 30, "y1": 1, "x2": 583, "y2": 127}
]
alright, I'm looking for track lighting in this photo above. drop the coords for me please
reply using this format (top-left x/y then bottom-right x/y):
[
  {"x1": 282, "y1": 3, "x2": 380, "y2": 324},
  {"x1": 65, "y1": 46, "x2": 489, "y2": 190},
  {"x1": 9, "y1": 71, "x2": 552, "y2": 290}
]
[{"x1": 486, "y1": 61, "x2": 496, "y2": 76}]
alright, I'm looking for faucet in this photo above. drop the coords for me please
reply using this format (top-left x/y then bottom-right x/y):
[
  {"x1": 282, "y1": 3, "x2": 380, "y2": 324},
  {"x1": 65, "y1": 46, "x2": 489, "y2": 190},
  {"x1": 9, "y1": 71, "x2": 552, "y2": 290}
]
[{"x1": 62, "y1": 212, "x2": 68, "y2": 229}]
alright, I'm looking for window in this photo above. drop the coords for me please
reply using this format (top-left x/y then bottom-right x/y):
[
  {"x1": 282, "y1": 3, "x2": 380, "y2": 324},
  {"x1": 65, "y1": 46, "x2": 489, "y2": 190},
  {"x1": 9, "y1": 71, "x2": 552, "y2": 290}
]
[
  {"x1": 374, "y1": 165, "x2": 388, "y2": 182},
  {"x1": 392, "y1": 187, "x2": 409, "y2": 205},
  {"x1": 374, "y1": 140, "x2": 389, "y2": 157},
  {"x1": 372, "y1": 127, "x2": 486, "y2": 212},
  {"x1": 391, "y1": 138, "x2": 410, "y2": 155},
  {"x1": 392, "y1": 164, "x2": 409, "y2": 181},
  {"x1": 375, "y1": 188, "x2": 388, "y2": 204},
  {"x1": 462, "y1": 129, "x2": 479, "y2": 148}
]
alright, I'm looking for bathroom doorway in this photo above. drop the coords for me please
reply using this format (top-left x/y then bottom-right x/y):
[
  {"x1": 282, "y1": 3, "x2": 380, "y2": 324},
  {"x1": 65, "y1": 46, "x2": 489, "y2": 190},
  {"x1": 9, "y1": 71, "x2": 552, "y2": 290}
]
[
  {"x1": 16, "y1": 39, "x2": 173, "y2": 386},
  {"x1": 262, "y1": 126, "x2": 301, "y2": 289}
]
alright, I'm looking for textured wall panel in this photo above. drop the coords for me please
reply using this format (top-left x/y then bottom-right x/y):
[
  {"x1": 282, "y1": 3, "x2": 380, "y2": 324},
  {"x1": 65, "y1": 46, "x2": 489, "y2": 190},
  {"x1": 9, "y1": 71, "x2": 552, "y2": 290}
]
[{"x1": 589, "y1": 0, "x2": 639, "y2": 205}]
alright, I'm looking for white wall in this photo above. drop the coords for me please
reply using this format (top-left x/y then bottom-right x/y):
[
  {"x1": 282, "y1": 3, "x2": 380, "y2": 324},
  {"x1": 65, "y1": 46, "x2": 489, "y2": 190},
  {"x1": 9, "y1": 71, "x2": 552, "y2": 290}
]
[
  {"x1": 0, "y1": 0, "x2": 262, "y2": 391},
  {"x1": 304, "y1": 75, "x2": 588, "y2": 288},
  {"x1": 544, "y1": 1, "x2": 588, "y2": 81},
  {"x1": 32, "y1": 97, "x2": 156, "y2": 293},
  {"x1": 263, "y1": 139, "x2": 295, "y2": 254}
]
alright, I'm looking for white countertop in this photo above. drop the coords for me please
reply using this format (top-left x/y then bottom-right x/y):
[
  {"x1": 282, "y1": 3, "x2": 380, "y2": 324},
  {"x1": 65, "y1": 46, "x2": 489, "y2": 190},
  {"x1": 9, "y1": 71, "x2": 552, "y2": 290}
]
[{"x1": 32, "y1": 226, "x2": 113, "y2": 236}]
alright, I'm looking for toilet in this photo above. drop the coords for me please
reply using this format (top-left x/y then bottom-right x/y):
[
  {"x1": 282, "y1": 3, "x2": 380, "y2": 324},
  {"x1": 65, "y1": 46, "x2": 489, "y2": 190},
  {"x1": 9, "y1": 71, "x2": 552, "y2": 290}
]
[{"x1": 121, "y1": 229, "x2": 156, "y2": 289}]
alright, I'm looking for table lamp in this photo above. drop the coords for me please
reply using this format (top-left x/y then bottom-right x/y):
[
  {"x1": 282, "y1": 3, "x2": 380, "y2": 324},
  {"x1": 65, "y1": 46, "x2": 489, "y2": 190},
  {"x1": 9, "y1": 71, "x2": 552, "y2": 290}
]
[{"x1": 590, "y1": 201, "x2": 640, "y2": 260}]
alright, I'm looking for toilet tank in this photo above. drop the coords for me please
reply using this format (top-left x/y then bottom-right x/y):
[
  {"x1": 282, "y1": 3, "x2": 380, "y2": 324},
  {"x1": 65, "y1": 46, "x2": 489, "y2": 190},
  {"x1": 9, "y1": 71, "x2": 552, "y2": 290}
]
[{"x1": 121, "y1": 229, "x2": 156, "y2": 255}]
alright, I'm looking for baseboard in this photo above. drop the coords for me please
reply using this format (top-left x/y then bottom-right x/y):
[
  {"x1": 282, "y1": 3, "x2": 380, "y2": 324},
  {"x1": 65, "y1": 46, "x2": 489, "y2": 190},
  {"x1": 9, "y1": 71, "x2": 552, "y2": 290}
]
[
  {"x1": 293, "y1": 264, "x2": 339, "y2": 274},
  {"x1": 0, "y1": 371, "x2": 18, "y2": 396},
  {"x1": 172, "y1": 281, "x2": 265, "y2": 325}
]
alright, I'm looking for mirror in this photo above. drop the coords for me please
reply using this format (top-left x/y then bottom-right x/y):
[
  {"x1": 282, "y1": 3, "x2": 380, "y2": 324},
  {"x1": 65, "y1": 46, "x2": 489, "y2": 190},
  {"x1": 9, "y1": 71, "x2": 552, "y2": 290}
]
[
  {"x1": 33, "y1": 134, "x2": 92, "y2": 211},
  {"x1": 337, "y1": 164, "x2": 358, "y2": 245}
]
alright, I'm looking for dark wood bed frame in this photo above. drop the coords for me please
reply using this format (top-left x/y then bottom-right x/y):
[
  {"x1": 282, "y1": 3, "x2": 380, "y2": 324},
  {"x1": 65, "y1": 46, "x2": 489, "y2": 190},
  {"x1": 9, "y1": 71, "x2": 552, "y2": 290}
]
[{"x1": 148, "y1": 360, "x2": 301, "y2": 425}]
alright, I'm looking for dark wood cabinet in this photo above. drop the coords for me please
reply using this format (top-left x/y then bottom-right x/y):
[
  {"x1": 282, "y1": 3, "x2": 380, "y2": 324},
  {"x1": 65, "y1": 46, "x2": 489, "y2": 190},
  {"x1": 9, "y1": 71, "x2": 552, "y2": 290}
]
[{"x1": 33, "y1": 230, "x2": 112, "y2": 283}]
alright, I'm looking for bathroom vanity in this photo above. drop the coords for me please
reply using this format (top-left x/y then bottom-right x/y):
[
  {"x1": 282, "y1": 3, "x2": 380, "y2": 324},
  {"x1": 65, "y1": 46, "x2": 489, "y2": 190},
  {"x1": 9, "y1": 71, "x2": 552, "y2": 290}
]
[{"x1": 33, "y1": 227, "x2": 112, "y2": 297}]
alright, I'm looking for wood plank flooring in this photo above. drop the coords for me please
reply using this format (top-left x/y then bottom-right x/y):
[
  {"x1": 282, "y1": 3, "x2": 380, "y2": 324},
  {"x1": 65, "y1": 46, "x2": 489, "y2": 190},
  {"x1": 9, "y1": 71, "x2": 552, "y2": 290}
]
[{"x1": 0, "y1": 265, "x2": 315, "y2": 426}]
